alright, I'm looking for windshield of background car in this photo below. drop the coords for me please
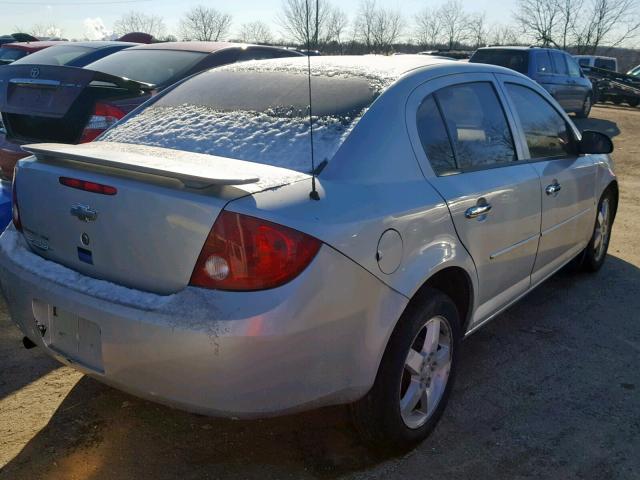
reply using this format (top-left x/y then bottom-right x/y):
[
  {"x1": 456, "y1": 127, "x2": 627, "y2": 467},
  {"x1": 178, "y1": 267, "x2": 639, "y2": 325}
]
[
  {"x1": 12, "y1": 45, "x2": 93, "y2": 66},
  {"x1": 100, "y1": 69, "x2": 379, "y2": 172},
  {"x1": 84, "y1": 49, "x2": 207, "y2": 87},
  {"x1": 0, "y1": 47, "x2": 27, "y2": 64},
  {"x1": 469, "y1": 49, "x2": 528, "y2": 74}
]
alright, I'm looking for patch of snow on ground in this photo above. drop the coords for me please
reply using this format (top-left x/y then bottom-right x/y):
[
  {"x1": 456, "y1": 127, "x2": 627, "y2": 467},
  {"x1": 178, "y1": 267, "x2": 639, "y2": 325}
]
[{"x1": 102, "y1": 105, "x2": 359, "y2": 173}]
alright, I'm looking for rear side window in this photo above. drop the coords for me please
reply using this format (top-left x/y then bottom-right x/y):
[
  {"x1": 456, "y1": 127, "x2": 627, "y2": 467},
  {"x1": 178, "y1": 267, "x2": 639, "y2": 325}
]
[
  {"x1": 550, "y1": 51, "x2": 568, "y2": 75},
  {"x1": 566, "y1": 55, "x2": 582, "y2": 77},
  {"x1": 535, "y1": 51, "x2": 553, "y2": 74},
  {"x1": 417, "y1": 82, "x2": 516, "y2": 173},
  {"x1": 238, "y1": 48, "x2": 280, "y2": 61},
  {"x1": 505, "y1": 83, "x2": 575, "y2": 159},
  {"x1": 469, "y1": 49, "x2": 529, "y2": 74},
  {"x1": 416, "y1": 96, "x2": 456, "y2": 175}
]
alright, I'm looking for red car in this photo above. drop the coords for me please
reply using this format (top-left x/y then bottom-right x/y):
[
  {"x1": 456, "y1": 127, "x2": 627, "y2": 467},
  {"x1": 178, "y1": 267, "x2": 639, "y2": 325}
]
[{"x1": 0, "y1": 40, "x2": 67, "y2": 65}]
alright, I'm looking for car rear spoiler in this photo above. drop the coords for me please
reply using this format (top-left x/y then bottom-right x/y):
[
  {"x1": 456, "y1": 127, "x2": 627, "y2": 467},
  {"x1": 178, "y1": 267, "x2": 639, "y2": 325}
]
[{"x1": 22, "y1": 142, "x2": 267, "y2": 188}]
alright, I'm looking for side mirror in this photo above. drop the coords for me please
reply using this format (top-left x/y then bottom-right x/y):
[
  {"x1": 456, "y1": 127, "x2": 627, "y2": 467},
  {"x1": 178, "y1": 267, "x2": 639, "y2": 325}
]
[{"x1": 579, "y1": 130, "x2": 613, "y2": 154}]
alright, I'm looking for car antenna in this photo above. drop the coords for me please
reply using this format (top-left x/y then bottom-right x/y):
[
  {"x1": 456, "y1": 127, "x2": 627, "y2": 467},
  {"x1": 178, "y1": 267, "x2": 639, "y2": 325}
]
[{"x1": 306, "y1": 0, "x2": 320, "y2": 201}]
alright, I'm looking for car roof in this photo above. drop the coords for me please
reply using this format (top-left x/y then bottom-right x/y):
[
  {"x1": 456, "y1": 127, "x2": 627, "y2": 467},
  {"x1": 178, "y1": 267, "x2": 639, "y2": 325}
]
[
  {"x1": 127, "y1": 41, "x2": 288, "y2": 53},
  {"x1": 0, "y1": 40, "x2": 69, "y2": 51},
  {"x1": 224, "y1": 54, "x2": 455, "y2": 83},
  {"x1": 62, "y1": 41, "x2": 139, "y2": 49}
]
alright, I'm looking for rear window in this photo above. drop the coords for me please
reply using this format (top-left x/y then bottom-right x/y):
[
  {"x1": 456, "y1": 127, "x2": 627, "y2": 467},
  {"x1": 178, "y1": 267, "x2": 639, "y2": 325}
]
[
  {"x1": 594, "y1": 58, "x2": 616, "y2": 71},
  {"x1": 12, "y1": 45, "x2": 92, "y2": 66},
  {"x1": 85, "y1": 49, "x2": 207, "y2": 87},
  {"x1": 577, "y1": 58, "x2": 591, "y2": 67},
  {"x1": 0, "y1": 47, "x2": 27, "y2": 64},
  {"x1": 100, "y1": 70, "x2": 378, "y2": 172},
  {"x1": 469, "y1": 49, "x2": 529, "y2": 74}
]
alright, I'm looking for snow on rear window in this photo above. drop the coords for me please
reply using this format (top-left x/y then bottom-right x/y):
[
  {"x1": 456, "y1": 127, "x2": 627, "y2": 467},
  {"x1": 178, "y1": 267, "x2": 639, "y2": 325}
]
[{"x1": 100, "y1": 68, "x2": 381, "y2": 173}]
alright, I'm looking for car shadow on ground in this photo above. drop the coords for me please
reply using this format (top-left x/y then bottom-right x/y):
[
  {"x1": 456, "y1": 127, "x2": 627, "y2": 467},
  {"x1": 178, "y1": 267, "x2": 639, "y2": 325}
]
[
  {"x1": 573, "y1": 115, "x2": 621, "y2": 137},
  {"x1": 2, "y1": 255, "x2": 640, "y2": 480},
  {"x1": 0, "y1": 301, "x2": 59, "y2": 401}
]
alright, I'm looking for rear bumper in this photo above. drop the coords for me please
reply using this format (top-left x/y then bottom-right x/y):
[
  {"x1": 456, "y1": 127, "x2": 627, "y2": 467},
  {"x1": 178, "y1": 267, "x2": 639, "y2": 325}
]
[{"x1": 0, "y1": 227, "x2": 407, "y2": 418}]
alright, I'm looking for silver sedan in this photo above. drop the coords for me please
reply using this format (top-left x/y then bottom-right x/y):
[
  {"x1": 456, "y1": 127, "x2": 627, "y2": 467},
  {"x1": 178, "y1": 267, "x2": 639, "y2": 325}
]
[{"x1": 0, "y1": 55, "x2": 617, "y2": 450}]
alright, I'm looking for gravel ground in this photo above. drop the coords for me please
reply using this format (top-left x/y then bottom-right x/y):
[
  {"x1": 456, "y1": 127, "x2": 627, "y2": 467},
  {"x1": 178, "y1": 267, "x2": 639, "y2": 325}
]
[{"x1": 0, "y1": 105, "x2": 639, "y2": 480}]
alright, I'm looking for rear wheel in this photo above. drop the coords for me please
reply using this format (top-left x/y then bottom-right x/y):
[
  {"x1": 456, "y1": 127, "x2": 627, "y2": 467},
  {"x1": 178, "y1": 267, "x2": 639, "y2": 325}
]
[
  {"x1": 581, "y1": 190, "x2": 614, "y2": 272},
  {"x1": 351, "y1": 289, "x2": 460, "y2": 451},
  {"x1": 628, "y1": 98, "x2": 640, "y2": 108}
]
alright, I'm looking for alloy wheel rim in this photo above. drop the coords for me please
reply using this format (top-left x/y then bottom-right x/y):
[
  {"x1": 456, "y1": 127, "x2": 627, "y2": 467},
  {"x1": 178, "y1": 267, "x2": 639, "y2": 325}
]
[
  {"x1": 593, "y1": 198, "x2": 610, "y2": 261},
  {"x1": 585, "y1": 96, "x2": 592, "y2": 113},
  {"x1": 399, "y1": 316, "x2": 452, "y2": 430}
]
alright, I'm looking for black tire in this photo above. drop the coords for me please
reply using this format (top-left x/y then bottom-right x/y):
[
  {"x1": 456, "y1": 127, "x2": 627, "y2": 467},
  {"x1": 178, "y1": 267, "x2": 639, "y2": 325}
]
[
  {"x1": 628, "y1": 98, "x2": 640, "y2": 108},
  {"x1": 575, "y1": 94, "x2": 592, "y2": 118},
  {"x1": 580, "y1": 190, "x2": 615, "y2": 272},
  {"x1": 612, "y1": 98, "x2": 623, "y2": 105},
  {"x1": 351, "y1": 288, "x2": 461, "y2": 452}
]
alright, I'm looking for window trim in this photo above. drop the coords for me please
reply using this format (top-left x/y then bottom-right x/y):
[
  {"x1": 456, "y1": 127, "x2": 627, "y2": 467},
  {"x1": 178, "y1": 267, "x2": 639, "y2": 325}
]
[{"x1": 499, "y1": 79, "x2": 580, "y2": 163}]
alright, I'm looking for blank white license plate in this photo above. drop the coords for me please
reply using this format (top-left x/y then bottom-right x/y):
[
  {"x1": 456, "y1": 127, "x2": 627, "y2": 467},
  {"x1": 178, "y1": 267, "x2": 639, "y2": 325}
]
[{"x1": 33, "y1": 301, "x2": 104, "y2": 373}]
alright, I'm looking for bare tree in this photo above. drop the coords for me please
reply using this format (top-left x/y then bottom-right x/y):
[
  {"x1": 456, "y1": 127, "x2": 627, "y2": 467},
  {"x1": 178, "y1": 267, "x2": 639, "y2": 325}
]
[
  {"x1": 514, "y1": 0, "x2": 561, "y2": 45},
  {"x1": 574, "y1": 0, "x2": 640, "y2": 52},
  {"x1": 354, "y1": 0, "x2": 403, "y2": 52},
  {"x1": 468, "y1": 12, "x2": 488, "y2": 48},
  {"x1": 414, "y1": 7, "x2": 443, "y2": 49},
  {"x1": 438, "y1": 0, "x2": 470, "y2": 49},
  {"x1": 113, "y1": 11, "x2": 166, "y2": 38},
  {"x1": 180, "y1": 5, "x2": 233, "y2": 41},
  {"x1": 30, "y1": 23, "x2": 63, "y2": 38},
  {"x1": 239, "y1": 21, "x2": 273, "y2": 44},
  {"x1": 277, "y1": 0, "x2": 333, "y2": 48},
  {"x1": 556, "y1": 0, "x2": 583, "y2": 49},
  {"x1": 323, "y1": 7, "x2": 349, "y2": 46},
  {"x1": 489, "y1": 24, "x2": 521, "y2": 45}
]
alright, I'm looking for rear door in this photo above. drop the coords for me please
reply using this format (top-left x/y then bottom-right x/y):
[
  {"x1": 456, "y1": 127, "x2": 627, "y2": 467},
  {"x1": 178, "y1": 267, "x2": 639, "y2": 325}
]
[
  {"x1": 407, "y1": 74, "x2": 542, "y2": 324},
  {"x1": 498, "y1": 76, "x2": 597, "y2": 284}
]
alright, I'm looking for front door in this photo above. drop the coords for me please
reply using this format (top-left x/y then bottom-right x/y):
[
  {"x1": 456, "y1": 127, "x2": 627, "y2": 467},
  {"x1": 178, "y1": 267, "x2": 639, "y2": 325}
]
[
  {"x1": 500, "y1": 78, "x2": 597, "y2": 283},
  {"x1": 407, "y1": 75, "x2": 542, "y2": 326}
]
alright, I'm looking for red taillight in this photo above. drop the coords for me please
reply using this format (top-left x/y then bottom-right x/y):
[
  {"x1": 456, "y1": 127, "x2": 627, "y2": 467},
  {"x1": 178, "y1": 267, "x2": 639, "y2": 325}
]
[
  {"x1": 59, "y1": 177, "x2": 117, "y2": 195},
  {"x1": 190, "y1": 211, "x2": 321, "y2": 291},
  {"x1": 79, "y1": 102, "x2": 126, "y2": 143},
  {"x1": 11, "y1": 168, "x2": 21, "y2": 231}
]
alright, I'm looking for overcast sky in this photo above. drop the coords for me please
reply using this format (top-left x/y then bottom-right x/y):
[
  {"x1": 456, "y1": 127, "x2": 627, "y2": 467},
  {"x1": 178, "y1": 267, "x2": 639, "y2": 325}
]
[{"x1": 0, "y1": 0, "x2": 517, "y2": 40}]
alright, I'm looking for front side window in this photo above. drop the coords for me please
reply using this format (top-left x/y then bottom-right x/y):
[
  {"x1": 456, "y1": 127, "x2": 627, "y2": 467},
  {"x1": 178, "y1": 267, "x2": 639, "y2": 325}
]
[
  {"x1": 505, "y1": 83, "x2": 576, "y2": 159},
  {"x1": 432, "y1": 82, "x2": 516, "y2": 171},
  {"x1": 551, "y1": 51, "x2": 568, "y2": 75}
]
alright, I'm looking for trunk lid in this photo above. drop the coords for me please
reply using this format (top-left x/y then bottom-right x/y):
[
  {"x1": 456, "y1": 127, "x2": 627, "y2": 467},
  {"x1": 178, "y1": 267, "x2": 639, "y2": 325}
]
[
  {"x1": 0, "y1": 65, "x2": 151, "y2": 143},
  {"x1": 15, "y1": 142, "x2": 308, "y2": 294}
]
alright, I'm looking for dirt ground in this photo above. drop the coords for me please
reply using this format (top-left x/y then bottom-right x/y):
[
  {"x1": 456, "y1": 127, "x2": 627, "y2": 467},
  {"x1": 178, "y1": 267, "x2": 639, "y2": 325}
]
[{"x1": 1, "y1": 105, "x2": 639, "y2": 480}]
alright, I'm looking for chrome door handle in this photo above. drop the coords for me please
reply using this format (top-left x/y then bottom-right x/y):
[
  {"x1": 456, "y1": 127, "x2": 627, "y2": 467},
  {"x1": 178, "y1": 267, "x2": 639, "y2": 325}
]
[
  {"x1": 545, "y1": 183, "x2": 562, "y2": 195},
  {"x1": 465, "y1": 203, "x2": 492, "y2": 219}
]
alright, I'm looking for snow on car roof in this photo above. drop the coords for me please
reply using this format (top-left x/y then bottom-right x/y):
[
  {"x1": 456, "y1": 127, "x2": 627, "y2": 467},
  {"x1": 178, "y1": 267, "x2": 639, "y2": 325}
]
[{"x1": 221, "y1": 54, "x2": 453, "y2": 92}]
